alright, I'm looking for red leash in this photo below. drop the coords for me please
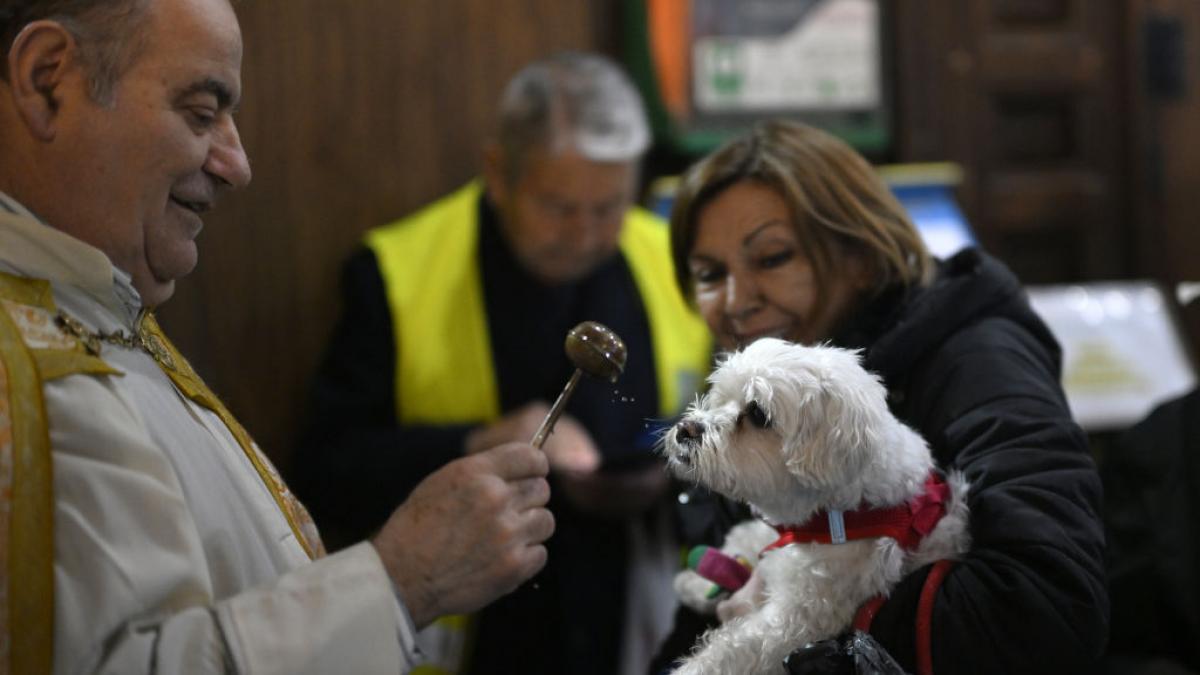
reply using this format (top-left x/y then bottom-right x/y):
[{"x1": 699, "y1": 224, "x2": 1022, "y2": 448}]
[{"x1": 852, "y1": 560, "x2": 955, "y2": 675}]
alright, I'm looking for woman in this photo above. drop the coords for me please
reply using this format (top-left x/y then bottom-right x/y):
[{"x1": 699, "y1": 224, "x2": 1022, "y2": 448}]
[{"x1": 658, "y1": 120, "x2": 1108, "y2": 674}]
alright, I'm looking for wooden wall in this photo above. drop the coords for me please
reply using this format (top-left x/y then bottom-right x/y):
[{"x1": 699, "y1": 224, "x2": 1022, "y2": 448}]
[
  {"x1": 1128, "y1": 0, "x2": 1200, "y2": 290},
  {"x1": 1126, "y1": 0, "x2": 1200, "y2": 357},
  {"x1": 157, "y1": 1, "x2": 618, "y2": 468}
]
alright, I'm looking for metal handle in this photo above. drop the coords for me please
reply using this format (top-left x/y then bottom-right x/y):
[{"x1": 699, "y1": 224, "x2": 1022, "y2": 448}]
[{"x1": 531, "y1": 369, "x2": 583, "y2": 448}]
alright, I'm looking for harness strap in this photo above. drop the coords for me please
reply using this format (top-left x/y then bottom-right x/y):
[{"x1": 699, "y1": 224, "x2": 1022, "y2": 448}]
[{"x1": 765, "y1": 472, "x2": 951, "y2": 554}]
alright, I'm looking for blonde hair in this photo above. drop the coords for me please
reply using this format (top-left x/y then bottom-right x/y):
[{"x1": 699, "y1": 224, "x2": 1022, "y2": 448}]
[{"x1": 670, "y1": 119, "x2": 933, "y2": 304}]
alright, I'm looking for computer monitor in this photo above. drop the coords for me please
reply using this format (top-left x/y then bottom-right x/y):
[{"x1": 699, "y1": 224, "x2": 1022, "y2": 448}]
[{"x1": 879, "y1": 163, "x2": 975, "y2": 259}]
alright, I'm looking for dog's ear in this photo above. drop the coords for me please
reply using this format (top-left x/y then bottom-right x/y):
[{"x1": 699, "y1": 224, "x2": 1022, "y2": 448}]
[
  {"x1": 776, "y1": 360, "x2": 835, "y2": 485},
  {"x1": 781, "y1": 349, "x2": 889, "y2": 488}
]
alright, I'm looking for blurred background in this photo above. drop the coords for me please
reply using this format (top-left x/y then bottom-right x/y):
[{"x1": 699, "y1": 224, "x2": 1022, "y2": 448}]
[{"x1": 158, "y1": 0, "x2": 1200, "y2": 472}]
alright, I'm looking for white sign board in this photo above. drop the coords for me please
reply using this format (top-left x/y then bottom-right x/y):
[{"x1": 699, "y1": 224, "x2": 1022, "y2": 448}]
[
  {"x1": 694, "y1": 0, "x2": 881, "y2": 112},
  {"x1": 1028, "y1": 282, "x2": 1196, "y2": 431}
]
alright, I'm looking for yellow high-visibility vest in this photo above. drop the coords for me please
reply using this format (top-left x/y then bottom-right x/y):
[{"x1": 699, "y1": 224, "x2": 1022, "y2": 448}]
[{"x1": 365, "y1": 180, "x2": 711, "y2": 425}]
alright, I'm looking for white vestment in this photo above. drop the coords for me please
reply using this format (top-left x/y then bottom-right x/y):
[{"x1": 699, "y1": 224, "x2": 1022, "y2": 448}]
[{"x1": 0, "y1": 195, "x2": 419, "y2": 674}]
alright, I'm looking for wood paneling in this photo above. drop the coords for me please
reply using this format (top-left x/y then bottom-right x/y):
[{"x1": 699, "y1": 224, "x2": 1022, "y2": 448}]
[
  {"x1": 894, "y1": 0, "x2": 1131, "y2": 284},
  {"x1": 1126, "y1": 0, "x2": 1200, "y2": 356},
  {"x1": 156, "y1": 1, "x2": 616, "y2": 468},
  {"x1": 1129, "y1": 1, "x2": 1200, "y2": 283},
  {"x1": 993, "y1": 0, "x2": 1070, "y2": 24}
]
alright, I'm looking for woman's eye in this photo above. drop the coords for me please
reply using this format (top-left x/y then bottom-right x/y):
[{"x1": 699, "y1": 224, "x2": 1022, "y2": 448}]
[
  {"x1": 691, "y1": 266, "x2": 724, "y2": 284},
  {"x1": 757, "y1": 250, "x2": 793, "y2": 269},
  {"x1": 742, "y1": 401, "x2": 770, "y2": 429}
]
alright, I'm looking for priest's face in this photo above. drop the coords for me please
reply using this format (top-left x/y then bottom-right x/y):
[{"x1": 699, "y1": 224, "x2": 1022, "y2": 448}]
[{"x1": 46, "y1": 0, "x2": 252, "y2": 307}]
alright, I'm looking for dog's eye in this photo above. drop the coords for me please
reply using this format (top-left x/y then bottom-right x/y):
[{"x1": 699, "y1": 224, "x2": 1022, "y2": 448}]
[{"x1": 742, "y1": 401, "x2": 771, "y2": 429}]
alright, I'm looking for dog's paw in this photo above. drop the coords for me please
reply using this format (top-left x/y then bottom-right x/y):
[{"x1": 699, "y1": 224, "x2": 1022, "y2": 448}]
[{"x1": 674, "y1": 569, "x2": 722, "y2": 614}]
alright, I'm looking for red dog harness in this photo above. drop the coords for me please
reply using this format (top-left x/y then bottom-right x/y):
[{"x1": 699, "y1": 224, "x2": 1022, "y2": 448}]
[
  {"x1": 761, "y1": 471, "x2": 955, "y2": 675},
  {"x1": 762, "y1": 472, "x2": 952, "y2": 554}
]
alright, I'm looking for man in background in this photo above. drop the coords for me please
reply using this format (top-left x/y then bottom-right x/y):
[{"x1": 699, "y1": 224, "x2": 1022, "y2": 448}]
[
  {"x1": 291, "y1": 52, "x2": 710, "y2": 674},
  {"x1": 0, "y1": 0, "x2": 553, "y2": 671}
]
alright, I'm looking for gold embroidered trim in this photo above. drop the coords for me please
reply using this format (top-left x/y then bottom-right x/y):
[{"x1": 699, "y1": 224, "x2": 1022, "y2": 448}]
[
  {"x1": 0, "y1": 301, "x2": 73, "y2": 352},
  {"x1": 0, "y1": 357, "x2": 12, "y2": 674},
  {"x1": 0, "y1": 273, "x2": 53, "y2": 310},
  {"x1": 0, "y1": 296, "x2": 54, "y2": 675},
  {"x1": 53, "y1": 310, "x2": 175, "y2": 371},
  {"x1": 137, "y1": 314, "x2": 324, "y2": 560},
  {"x1": 33, "y1": 350, "x2": 122, "y2": 382}
]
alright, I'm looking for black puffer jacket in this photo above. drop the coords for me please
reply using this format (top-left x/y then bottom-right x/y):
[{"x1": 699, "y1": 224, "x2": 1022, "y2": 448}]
[
  {"x1": 655, "y1": 248, "x2": 1109, "y2": 674},
  {"x1": 1102, "y1": 387, "x2": 1200, "y2": 673},
  {"x1": 840, "y1": 248, "x2": 1108, "y2": 673}
]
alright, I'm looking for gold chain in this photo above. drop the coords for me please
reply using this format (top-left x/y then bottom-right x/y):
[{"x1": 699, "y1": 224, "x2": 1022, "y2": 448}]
[{"x1": 54, "y1": 309, "x2": 176, "y2": 370}]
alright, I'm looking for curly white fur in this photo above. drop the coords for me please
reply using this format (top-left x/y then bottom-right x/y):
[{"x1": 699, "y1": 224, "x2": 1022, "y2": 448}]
[{"x1": 662, "y1": 339, "x2": 971, "y2": 675}]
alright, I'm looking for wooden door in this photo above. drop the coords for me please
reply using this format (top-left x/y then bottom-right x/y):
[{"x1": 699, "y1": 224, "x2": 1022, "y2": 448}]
[{"x1": 895, "y1": 0, "x2": 1131, "y2": 283}]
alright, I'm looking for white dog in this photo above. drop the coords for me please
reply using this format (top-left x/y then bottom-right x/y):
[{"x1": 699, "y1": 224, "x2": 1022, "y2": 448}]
[{"x1": 662, "y1": 339, "x2": 970, "y2": 675}]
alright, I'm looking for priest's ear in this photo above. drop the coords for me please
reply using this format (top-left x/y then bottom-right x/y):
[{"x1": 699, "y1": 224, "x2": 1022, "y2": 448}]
[{"x1": 4, "y1": 20, "x2": 86, "y2": 141}]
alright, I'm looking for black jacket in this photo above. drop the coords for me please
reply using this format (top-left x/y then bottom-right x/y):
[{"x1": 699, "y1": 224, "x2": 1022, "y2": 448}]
[
  {"x1": 1102, "y1": 387, "x2": 1200, "y2": 672},
  {"x1": 655, "y1": 248, "x2": 1109, "y2": 674}
]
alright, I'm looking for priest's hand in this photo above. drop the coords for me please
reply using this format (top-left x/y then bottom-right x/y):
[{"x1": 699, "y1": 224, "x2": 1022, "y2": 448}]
[{"x1": 371, "y1": 441, "x2": 554, "y2": 628}]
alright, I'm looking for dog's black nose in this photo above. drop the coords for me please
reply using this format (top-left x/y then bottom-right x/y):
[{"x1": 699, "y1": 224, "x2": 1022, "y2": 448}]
[{"x1": 675, "y1": 420, "x2": 703, "y2": 444}]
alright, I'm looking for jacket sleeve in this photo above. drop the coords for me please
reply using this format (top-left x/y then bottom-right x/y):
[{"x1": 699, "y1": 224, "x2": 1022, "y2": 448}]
[
  {"x1": 868, "y1": 317, "x2": 1109, "y2": 674},
  {"x1": 47, "y1": 371, "x2": 419, "y2": 674},
  {"x1": 289, "y1": 246, "x2": 472, "y2": 549}
]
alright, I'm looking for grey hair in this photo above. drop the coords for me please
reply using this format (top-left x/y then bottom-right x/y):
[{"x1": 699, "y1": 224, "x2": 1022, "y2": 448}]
[
  {"x1": 0, "y1": 0, "x2": 151, "y2": 104},
  {"x1": 497, "y1": 51, "x2": 650, "y2": 181}
]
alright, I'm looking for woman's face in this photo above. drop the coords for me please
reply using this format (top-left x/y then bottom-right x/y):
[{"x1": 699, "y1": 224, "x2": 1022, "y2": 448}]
[{"x1": 687, "y1": 180, "x2": 868, "y2": 351}]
